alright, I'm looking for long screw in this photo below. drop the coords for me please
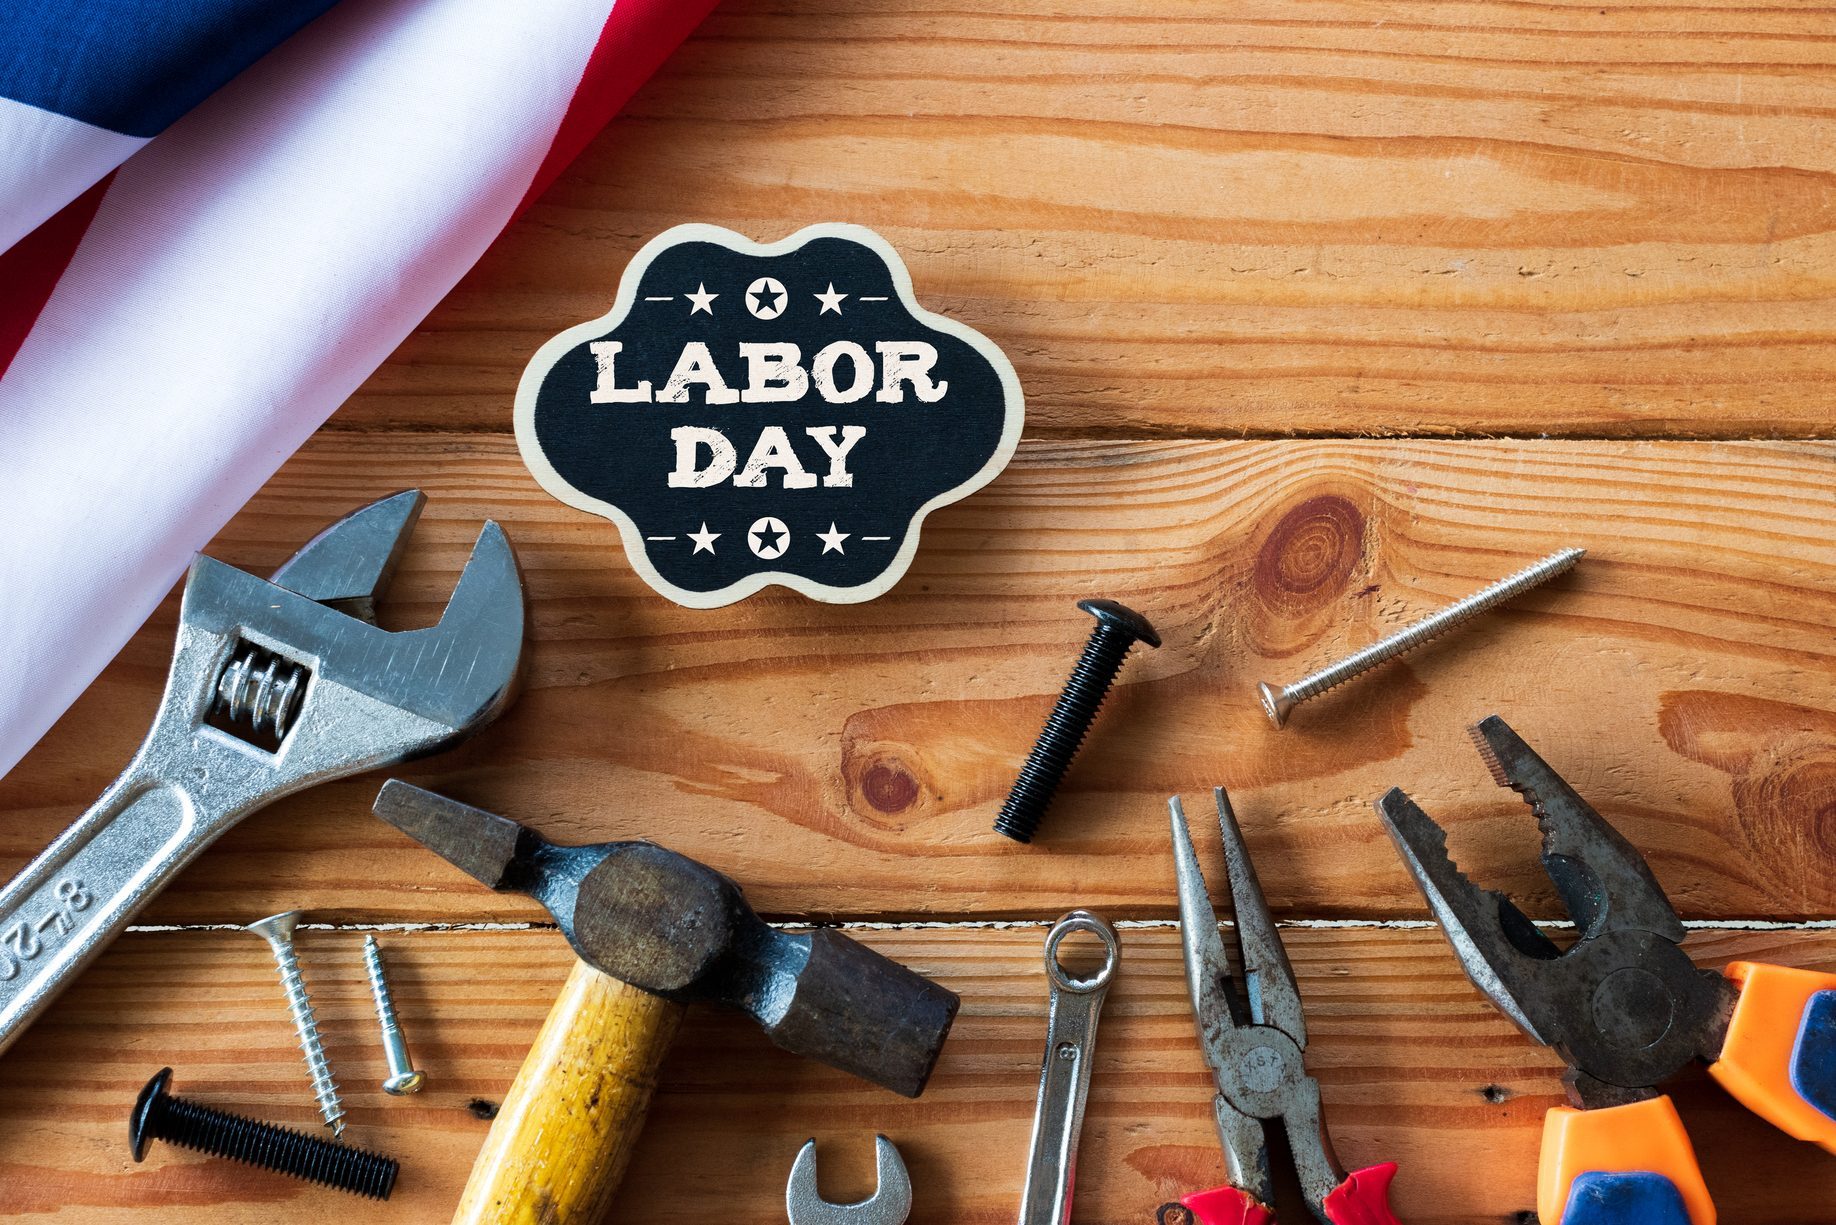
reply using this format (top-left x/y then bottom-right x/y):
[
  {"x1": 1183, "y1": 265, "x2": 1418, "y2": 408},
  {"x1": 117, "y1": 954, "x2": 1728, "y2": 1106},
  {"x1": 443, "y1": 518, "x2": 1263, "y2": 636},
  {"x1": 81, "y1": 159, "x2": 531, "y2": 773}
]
[
  {"x1": 1257, "y1": 547, "x2": 1585, "y2": 728},
  {"x1": 246, "y1": 911, "x2": 346, "y2": 1135},
  {"x1": 363, "y1": 935, "x2": 425, "y2": 1095},
  {"x1": 994, "y1": 599, "x2": 1161, "y2": 844},
  {"x1": 130, "y1": 1068, "x2": 397, "y2": 1200}
]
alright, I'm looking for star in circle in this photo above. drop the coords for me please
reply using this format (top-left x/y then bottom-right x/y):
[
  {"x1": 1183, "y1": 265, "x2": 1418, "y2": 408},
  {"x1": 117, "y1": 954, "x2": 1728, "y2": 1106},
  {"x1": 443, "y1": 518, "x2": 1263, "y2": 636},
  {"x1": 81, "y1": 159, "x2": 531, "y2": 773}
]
[
  {"x1": 687, "y1": 522, "x2": 720, "y2": 554},
  {"x1": 816, "y1": 523, "x2": 850, "y2": 554},
  {"x1": 813, "y1": 283, "x2": 848, "y2": 315},
  {"x1": 747, "y1": 516, "x2": 789, "y2": 559},
  {"x1": 685, "y1": 283, "x2": 718, "y2": 315},
  {"x1": 745, "y1": 277, "x2": 787, "y2": 320}
]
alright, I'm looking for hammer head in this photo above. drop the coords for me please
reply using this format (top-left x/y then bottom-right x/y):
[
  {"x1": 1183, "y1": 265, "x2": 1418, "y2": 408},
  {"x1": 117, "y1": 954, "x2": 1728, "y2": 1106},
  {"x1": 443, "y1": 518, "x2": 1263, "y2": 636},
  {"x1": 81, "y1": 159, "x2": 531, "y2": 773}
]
[{"x1": 373, "y1": 781, "x2": 958, "y2": 1098}]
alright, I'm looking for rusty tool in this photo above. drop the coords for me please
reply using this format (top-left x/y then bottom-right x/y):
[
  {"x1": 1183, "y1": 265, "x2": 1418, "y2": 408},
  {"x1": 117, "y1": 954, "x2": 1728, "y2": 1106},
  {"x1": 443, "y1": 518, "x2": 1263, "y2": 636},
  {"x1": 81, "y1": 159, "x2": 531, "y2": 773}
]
[
  {"x1": 0, "y1": 491, "x2": 525, "y2": 1057},
  {"x1": 1379, "y1": 716, "x2": 1836, "y2": 1225},
  {"x1": 371, "y1": 781, "x2": 960, "y2": 1224}
]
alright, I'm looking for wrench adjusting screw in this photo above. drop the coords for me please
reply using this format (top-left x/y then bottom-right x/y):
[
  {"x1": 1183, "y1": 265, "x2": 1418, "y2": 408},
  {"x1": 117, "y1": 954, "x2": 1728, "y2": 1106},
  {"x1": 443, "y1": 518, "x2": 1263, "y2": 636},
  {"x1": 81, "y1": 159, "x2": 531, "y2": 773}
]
[
  {"x1": 246, "y1": 910, "x2": 346, "y2": 1135},
  {"x1": 130, "y1": 1068, "x2": 398, "y2": 1200},
  {"x1": 363, "y1": 935, "x2": 424, "y2": 1095},
  {"x1": 993, "y1": 599, "x2": 1160, "y2": 844},
  {"x1": 1258, "y1": 546, "x2": 1584, "y2": 728}
]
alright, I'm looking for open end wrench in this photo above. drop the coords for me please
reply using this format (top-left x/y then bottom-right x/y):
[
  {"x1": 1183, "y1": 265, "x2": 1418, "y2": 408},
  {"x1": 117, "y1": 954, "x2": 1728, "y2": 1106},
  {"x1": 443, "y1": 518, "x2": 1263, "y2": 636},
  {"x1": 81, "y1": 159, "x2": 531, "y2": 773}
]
[
  {"x1": 786, "y1": 1136, "x2": 913, "y2": 1225},
  {"x1": 1018, "y1": 910, "x2": 1120, "y2": 1225},
  {"x1": 0, "y1": 491, "x2": 526, "y2": 1057}
]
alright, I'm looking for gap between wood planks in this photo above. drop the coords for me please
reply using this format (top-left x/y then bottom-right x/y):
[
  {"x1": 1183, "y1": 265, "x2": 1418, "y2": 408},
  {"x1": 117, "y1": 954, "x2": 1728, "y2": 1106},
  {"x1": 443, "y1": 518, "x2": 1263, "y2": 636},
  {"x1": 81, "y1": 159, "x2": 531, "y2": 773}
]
[{"x1": 125, "y1": 918, "x2": 1836, "y2": 932}]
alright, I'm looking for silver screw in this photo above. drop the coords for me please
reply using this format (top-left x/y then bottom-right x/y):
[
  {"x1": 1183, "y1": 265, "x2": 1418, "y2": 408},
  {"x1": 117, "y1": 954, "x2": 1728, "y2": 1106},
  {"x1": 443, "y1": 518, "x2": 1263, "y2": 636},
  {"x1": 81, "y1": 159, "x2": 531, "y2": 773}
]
[
  {"x1": 1258, "y1": 547, "x2": 1585, "y2": 728},
  {"x1": 246, "y1": 911, "x2": 346, "y2": 1135},
  {"x1": 362, "y1": 935, "x2": 424, "y2": 1095}
]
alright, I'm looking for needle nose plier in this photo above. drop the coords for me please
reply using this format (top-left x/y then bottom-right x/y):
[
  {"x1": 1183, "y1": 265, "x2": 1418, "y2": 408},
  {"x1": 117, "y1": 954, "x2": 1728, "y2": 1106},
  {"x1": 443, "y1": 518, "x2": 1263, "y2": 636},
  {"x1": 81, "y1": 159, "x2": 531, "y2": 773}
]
[
  {"x1": 1378, "y1": 715, "x2": 1836, "y2": 1225},
  {"x1": 1161, "y1": 789, "x2": 1403, "y2": 1225}
]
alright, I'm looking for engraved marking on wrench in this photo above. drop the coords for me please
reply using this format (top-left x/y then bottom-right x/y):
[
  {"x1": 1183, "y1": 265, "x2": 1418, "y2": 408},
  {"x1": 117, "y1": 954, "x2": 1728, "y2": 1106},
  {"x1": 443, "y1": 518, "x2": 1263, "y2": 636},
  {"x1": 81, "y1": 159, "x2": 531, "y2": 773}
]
[{"x1": 0, "y1": 880, "x2": 93, "y2": 980}]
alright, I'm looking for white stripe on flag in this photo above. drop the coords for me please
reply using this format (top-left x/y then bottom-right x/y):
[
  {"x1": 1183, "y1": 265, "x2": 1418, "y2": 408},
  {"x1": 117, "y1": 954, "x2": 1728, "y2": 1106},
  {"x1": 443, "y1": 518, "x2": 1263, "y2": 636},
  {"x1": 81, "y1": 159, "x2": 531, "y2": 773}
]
[
  {"x1": 0, "y1": 0, "x2": 614, "y2": 778},
  {"x1": 0, "y1": 97, "x2": 145, "y2": 252}
]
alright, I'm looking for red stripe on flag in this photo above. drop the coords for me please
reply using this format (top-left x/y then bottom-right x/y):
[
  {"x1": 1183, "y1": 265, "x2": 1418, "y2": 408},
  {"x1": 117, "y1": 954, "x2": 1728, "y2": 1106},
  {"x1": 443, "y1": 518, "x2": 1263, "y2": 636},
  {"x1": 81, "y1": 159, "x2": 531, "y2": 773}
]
[
  {"x1": 516, "y1": 0, "x2": 722, "y2": 215},
  {"x1": 0, "y1": 175, "x2": 112, "y2": 380}
]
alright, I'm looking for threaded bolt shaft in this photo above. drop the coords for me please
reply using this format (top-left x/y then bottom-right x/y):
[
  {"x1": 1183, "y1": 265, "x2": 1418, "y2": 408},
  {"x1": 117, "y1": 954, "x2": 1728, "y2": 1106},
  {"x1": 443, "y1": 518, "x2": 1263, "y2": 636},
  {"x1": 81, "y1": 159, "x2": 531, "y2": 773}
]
[
  {"x1": 246, "y1": 911, "x2": 346, "y2": 1135},
  {"x1": 363, "y1": 935, "x2": 424, "y2": 1095},
  {"x1": 994, "y1": 599, "x2": 1160, "y2": 844},
  {"x1": 1258, "y1": 547, "x2": 1585, "y2": 728},
  {"x1": 130, "y1": 1069, "x2": 397, "y2": 1199}
]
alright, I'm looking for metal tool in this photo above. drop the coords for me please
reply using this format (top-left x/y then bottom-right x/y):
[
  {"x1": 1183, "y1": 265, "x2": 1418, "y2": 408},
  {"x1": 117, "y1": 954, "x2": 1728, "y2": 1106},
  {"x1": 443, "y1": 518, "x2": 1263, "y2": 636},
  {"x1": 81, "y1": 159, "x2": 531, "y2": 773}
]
[
  {"x1": 1257, "y1": 547, "x2": 1582, "y2": 728},
  {"x1": 246, "y1": 910, "x2": 344, "y2": 1134},
  {"x1": 786, "y1": 1135, "x2": 913, "y2": 1225},
  {"x1": 994, "y1": 600, "x2": 1160, "y2": 843},
  {"x1": 0, "y1": 491, "x2": 526, "y2": 1059},
  {"x1": 363, "y1": 934, "x2": 424, "y2": 1095},
  {"x1": 371, "y1": 781, "x2": 960, "y2": 1224},
  {"x1": 1161, "y1": 791, "x2": 1400, "y2": 1225},
  {"x1": 1378, "y1": 716, "x2": 1836, "y2": 1225},
  {"x1": 1017, "y1": 909, "x2": 1118, "y2": 1225},
  {"x1": 131, "y1": 1068, "x2": 398, "y2": 1200}
]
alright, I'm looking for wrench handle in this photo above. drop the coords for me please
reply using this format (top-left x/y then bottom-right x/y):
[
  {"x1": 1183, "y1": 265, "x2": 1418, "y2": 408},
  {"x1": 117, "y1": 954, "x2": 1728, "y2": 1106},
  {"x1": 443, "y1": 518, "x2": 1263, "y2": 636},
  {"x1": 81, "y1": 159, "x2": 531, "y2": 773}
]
[
  {"x1": 453, "y1": 959, "x2": 684, "y2": 1225},
  {"x1": 0, "y1": 772, "x2": 215, "y2": 1055}
]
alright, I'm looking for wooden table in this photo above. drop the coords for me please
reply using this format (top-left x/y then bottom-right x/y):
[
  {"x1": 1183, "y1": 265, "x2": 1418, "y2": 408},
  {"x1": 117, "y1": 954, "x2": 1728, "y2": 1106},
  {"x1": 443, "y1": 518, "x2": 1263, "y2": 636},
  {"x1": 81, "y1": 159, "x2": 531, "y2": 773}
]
[{"x1": 4, "y1": 1, "x2": 1834, "y2": 1220}]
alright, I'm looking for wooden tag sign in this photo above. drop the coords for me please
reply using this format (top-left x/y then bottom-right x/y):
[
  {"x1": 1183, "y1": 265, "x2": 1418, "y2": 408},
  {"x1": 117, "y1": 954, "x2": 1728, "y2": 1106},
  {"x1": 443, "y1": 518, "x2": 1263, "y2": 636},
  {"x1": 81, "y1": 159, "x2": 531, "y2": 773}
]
[{"x1": 515, "y1": 224, "x2": 1024, "y2": 607}]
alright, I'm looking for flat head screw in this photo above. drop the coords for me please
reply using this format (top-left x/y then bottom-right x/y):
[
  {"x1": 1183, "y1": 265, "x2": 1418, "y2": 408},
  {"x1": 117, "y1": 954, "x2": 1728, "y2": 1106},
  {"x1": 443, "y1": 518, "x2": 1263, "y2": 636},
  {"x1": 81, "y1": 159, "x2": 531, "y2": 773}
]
[
  {"x1": 245, "y1": 911, "x2": 346, "y2": 1135},
  {"x1": 993, "y1": 599, "x2": 1161, "y2": 844},
  {"x1": 1258, "y1": 547, "x2": 1584, "y2": 728},
  {"x1": 130, "y1": 1068, "x2": 398, "y2": 1199},
  {"x1": 363, "y1": 935, "x2": 424, "y2": 1095}
]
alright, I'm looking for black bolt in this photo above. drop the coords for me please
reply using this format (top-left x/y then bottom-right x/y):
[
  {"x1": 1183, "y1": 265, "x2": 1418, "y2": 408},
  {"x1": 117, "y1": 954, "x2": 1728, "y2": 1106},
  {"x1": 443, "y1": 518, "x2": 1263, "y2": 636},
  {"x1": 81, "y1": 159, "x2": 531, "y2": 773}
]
[
  {"x1": 993, "y1": 599, "x2": 1160, "y2": 844},
  {"x1": 130, "y1": 1068, "x2": 398, "y2": 1200}
]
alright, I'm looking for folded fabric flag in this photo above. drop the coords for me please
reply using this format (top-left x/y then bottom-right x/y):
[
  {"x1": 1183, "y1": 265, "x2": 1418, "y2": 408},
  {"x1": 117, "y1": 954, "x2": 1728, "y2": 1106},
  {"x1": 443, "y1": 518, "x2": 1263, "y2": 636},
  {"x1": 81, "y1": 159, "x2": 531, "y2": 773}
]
[
  {"x1": 0, "y1": 0, "x2": 718, "y2": 779},
  {"x1": 0, "y1": 0, "x2": 343, "y2": 254}
]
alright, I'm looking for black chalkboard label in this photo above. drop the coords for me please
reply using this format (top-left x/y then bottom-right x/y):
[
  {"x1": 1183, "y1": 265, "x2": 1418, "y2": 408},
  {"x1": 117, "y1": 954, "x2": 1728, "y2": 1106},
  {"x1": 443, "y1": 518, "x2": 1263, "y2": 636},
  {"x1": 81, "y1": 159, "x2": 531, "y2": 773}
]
[{"x1": 515, "y1": 224, "x2": 1024, "y2": 607}]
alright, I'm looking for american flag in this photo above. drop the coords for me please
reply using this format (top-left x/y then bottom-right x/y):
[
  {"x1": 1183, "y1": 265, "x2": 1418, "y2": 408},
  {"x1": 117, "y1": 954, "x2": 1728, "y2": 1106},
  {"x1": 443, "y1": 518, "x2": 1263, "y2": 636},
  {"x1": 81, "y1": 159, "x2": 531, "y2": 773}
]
[{"x1": 0, "y1": 0, "x2": 716, "y2": 777}]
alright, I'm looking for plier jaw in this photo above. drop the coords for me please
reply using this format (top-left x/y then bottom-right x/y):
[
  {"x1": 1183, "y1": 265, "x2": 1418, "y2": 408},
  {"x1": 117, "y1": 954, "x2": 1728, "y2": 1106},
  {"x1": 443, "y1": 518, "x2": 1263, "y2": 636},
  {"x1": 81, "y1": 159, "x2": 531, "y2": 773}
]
[
  {"x1": 1167, "y1": 791, "x2": 1401, "y2": 1225},
  {"x1": 1380, "y1": 716, "x2": 1836, "y2": 1225}
]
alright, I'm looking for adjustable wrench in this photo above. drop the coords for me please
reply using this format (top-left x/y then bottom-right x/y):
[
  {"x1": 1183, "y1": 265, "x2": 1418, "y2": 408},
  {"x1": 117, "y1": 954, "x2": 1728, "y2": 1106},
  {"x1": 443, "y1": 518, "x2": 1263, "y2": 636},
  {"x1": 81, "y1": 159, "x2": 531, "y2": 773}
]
[{"x1": 0, "y1": 491, "x2": 526, "y2": 1057}]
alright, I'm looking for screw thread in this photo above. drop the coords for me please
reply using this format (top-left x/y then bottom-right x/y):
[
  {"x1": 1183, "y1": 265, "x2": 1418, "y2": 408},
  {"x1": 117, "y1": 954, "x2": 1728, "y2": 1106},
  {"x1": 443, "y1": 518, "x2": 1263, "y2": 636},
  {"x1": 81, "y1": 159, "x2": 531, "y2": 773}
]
[
  {"x1": 994, "y1": 626, "x2": 1136, "y2": 843},
  {"x1": 266, "y1": 939, "x2": 346, "y2": 1134},
  {"x1": 146, "y1": 1090, "x2": 397, "y2": 1200},
  {"x1": 1280, "y1": 547, "x2": 1584, "y2": 708},
  {"x1": 362, "y1": 936, "x2": 400, "y2": 1032}
]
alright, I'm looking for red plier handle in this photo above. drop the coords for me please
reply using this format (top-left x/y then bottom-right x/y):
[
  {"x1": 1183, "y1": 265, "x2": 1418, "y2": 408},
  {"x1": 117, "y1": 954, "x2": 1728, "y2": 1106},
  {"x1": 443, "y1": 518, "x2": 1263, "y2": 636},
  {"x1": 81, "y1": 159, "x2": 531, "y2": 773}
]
[{"x1": 1166, "y1": 1163, "x2": 1402, "y2": 1225}]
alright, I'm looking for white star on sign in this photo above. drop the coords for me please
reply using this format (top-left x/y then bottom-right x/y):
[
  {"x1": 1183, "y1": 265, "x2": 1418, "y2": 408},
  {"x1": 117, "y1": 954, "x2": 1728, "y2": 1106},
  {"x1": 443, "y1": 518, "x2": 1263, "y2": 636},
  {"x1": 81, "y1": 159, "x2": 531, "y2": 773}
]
[
  {"x1": 685, "y1": 283, "x2": 718, "y2": 315},
  {"x1": 745, "y1": 277, "x2": 787, "y2": 320},
  {"x1": 816, "y1": 523, "x2": 850, "y2": 554},
  {"x1": 813, "y1": 283, "x2": 847, "y2": 315},
  {"x1": 688, "y1": 522, "x2": 720, "y2": 554}
]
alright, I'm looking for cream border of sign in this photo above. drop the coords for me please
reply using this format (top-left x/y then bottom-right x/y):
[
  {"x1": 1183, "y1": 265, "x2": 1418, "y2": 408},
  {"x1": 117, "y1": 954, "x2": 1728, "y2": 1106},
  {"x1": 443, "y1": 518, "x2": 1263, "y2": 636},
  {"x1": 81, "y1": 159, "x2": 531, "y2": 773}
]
[{"x1": 513, "y1": 222, "x2": 1026, "y2": 609}]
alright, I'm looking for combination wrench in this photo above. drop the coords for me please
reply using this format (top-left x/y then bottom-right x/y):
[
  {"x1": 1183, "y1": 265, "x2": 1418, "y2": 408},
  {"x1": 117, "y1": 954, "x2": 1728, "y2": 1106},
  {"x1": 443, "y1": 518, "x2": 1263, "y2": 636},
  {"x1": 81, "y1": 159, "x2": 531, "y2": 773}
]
[{"x1": 0, "y1": 490, "x2": 526, "y2": 1056}]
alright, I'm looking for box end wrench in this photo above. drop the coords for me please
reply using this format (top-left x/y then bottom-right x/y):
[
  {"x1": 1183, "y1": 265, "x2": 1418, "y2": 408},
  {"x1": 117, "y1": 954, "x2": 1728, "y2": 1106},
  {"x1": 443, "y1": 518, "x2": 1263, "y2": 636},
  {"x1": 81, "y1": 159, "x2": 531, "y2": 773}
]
[{"x1": 0, "y1": 490, "x2": 526, "y2": 1056}]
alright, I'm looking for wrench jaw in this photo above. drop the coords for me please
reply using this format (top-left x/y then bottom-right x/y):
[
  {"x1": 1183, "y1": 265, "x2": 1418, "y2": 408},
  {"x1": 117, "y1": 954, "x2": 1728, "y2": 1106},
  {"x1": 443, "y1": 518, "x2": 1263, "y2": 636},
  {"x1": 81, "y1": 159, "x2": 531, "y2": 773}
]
[
  {"x1": 268, "y1": 489, "x2": 425, "y2": 620},
  {"x1": 785, "y1": 1136, "x2": 913, "y2": 1225}
]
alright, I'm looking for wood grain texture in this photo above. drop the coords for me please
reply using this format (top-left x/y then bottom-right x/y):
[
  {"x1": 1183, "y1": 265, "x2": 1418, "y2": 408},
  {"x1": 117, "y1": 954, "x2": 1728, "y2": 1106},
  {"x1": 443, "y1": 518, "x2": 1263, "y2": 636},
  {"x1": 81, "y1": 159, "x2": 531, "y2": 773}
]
[
  {"x1": 331, "y1": 0, "x2": 1836, "y2": 439},
  {"x1": 2, "y1": 927, "x2": 1834, "y2": 1224},
  {"x1": 453, "y1": 962, "x2": 682, "y2": 1224},
  {"x1": 2, "y1": 434, "x2": 1829, "y2": 923}
]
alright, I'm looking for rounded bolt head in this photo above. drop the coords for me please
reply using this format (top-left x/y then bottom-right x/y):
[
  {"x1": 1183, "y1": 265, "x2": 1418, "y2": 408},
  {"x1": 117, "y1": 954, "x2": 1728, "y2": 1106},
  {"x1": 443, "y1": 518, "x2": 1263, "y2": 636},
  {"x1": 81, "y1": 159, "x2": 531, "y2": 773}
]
[
  {"x1": 382, "y1": 1070, "x2": 425, "y2": 1096},
  {"x1": 244, "y1": 910, "x2": 302, "y2": 943},
  {"x1": 1257, "y1": 682, "x2": 1294, "y2": 728},
  {"x1": 1076, "y1": 598, "x2": 1161, "y2": 649},
  {"x1": 130, "y1": 1067, "x2": 173, "y2": 1162}
]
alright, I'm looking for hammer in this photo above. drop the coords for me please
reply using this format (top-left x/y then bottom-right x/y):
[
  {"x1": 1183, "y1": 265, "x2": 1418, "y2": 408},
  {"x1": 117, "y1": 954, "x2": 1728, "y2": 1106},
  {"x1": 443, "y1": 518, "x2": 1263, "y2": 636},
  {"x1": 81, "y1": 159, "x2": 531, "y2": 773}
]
[{"x1": 372, "y1": 781, "x2": 959, "y2": 1223}]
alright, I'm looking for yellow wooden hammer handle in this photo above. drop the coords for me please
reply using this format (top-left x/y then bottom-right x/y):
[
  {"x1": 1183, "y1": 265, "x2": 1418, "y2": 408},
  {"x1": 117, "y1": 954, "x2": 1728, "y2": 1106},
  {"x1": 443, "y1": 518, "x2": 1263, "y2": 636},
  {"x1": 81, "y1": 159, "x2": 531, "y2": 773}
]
[{"x1": 454, "y1": 960, "x2": 685, "y2": 1225}]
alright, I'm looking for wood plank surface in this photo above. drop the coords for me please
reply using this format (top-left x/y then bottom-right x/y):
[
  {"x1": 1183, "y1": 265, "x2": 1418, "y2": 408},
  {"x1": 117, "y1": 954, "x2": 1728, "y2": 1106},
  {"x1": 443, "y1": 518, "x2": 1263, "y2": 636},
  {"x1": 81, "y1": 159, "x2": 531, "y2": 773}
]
[
  {"x1": 2, "y1": 434, "x2": 1830, "y2": 923},
  {"x1": 6, "y1": 2, "x2": 1836, "y2": 1222},
  {"x1": 2, "y1": 927, "x2": 1833, "y2": 1224},
  {"x1": 332, "y1": 0, "x2": 1836, "y2": 439}
]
